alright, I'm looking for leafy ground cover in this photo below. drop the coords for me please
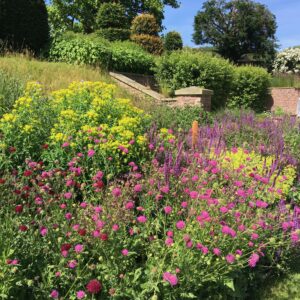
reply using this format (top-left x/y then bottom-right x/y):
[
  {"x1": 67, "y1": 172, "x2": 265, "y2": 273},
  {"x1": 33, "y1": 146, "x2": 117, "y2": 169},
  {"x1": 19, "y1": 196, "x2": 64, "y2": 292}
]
[{"x1": 0, "y1": 57, "x2": 300, "y2": 299}]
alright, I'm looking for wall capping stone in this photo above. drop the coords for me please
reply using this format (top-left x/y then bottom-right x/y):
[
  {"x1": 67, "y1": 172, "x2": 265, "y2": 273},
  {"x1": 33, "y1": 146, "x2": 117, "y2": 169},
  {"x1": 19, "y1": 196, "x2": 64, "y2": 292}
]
[{"x1": 175, "y1": 86, "x2": 214, "y2": 96}]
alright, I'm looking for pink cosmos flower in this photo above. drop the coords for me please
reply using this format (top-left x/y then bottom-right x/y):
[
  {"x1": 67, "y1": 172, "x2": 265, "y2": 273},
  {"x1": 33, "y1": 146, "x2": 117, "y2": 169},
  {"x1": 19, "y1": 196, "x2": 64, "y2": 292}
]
[
  {"x1": 226, "y1": 254, "x2": 235, "y2": 264},
  {"x1": 121, "y1": 249, "x2": 129, "y2": 256},
  {"x1": 163, "y1": 272, "x2": 178, "y2": 286},
  {"x1": 50, "y1": 290, "x2": 59, "y2": 299},
  {"x1": 77, "y1": 290, "x2": 86, "y2": 299},
  {"x1": 137, "y1": 215, "x2": 147, "y2": 223},
  {"x1": 176, "y1": 220, "x2": 185, "y2": 230},
  {"x1": 164, "y1": 206, "x2": 172, "y2": 214},
  {"x1": 74, "y1": 244, "x2": 84, "y2": 253},
  {"x1": 248, "y1": 253, "x2": 260, "y2": 267}
]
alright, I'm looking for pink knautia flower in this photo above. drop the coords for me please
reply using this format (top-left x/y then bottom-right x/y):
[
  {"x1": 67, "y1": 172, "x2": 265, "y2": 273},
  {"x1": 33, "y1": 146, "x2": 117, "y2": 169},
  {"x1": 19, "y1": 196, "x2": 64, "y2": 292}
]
[
  {"x1": 65, "y1": 213, "x2": 72, "y2": 220},
  {"x1": 248, "y1": 253, "x2": 260, "y2": 267},
  {"x1": 125, "y1": 201, "x2": 135, "y2": 210},
  {"x1": 68, "y1": 260, "x2": 77, "y2": 269},
  {"x1": 226, "y1": 254, "x2": 235, "y2": 264},
  {"x1": 236, "y1": 189, "x2": 246, "y2": 197},
  {"x1": 197, "y1": 211, "x2": 211, "y2": 224},
  {"x1": 73, "y1": 224, "x2": 80, "y2": 231},
  {"x1": 165, "y1": 237, "x2": 173, "y2": 246},
  {"x1": 87, "y1": 149, "x2": 95, "y2": 157},
  {"x1": 238, "y1": 224, "x2": 246, "y2": 232},
  {"x1": 40, "y1": 227, "x2": 48, "y2": 237},
  {"x1": 234, "y1": 181, "x2": 244, "y2": 187},
  {"x1": 62, "y1": 142, "x2": 70, "y2": 148},
  {"x1": 112, "y1": 187, "x2": 122, "y2": 198},
  {"x1": 221, "y1": 226, "x2": 236, "y2": 238},
  {"x1": 213, "y1": 248, "x2": 221, "y2": 256},
  {"x1": 164, "y1": 206, "x2": 172, "y2": 214},
  {"x1": 60, "y1": 203, "x2": 67, "y2": 209},
  {"x1": 50, "y1": 290, "x2": 59, "y2": 299},
  {"x1": 74, "y1": 244, "x2": 84, "y2": 253},
  {"x1": 211, "y1": 168, "x2": 219, "y2": 174},
  {"x1": 167, "y1": 230, "x2": 173, "y2": 237},
  {"x1": 186, "y1": 240, "x2": 193, "y2": 248},
  {"x1": 77, "y1": 290, "x2": 86, "y2": 299},
  {"x1": 291, "y1": 231, "x2": 299, "y2": 243},
  {"x1": 121, "y1": 249, "x2": 129, "y2": 256},
  {"x1": 176, "y1": 220, "x2": 185, "y2": 230},
  {"x1": 7, "y1": 259, "x2": 19, "y2": 265},
  {"x1": 94, "y1": 206, "x2": 103, "y2": 213},
  {"x1": 220, "y1": 206, "x2": 228, "y2": 214},
  {"x1": 256, "y1": 200, "x2": 268, "y2": 208},
  {"x1": 251, "y1": 233, "x2": 259, "y2": 240},
  {"x1": 80, "y1": 202, "x2": 88, "y2": 208},
  {"x1": 137, "y1": 206, "x2": 144, "y2": 211},
  {"x1": 181, "y1": 201, "x2": 188, "y2": 208},
  {"x1": 134, "y1": 184, "x2": 142, "y2": 193},
  {"x1": 112, "y1": 224, "x2": 119, "y2": 231},
  {"x1": 189, "y1": 191, "x2": 198, "y2": 199},
  {"x1": 137, "y1": 216, "x2": 147, "y2": 223},
  {"x1": 64, "y1": 192, "x2": 72, "y2": 199},
  {"x1": 236, "y1": 249, "x2": 243, "y2": 256},
  {"x1": 55, "y1": 272, "x2": 61, "y2": 277},
  {"x1": 160, "y1": 186, "x2": 170, "y2": 194},
  {"x1": 248, "y1": 241, "x2": 254, "y2": 247},
  {"x1": 163, "y1": 272, "x2": 178, "y2": 286},
  {"x1": 66, "y1": 179, "x2": 75, "y2": 187},
  {"x1": 93, "y1": 230, "x2": 100, "y2": 237},
  {"x1": 282, "y1": 222, "x2": 290, "y2": 231},
  {"x1": 192, "y1": 175, "x2": 199, "y2": 182},
  {"x1": 96, "y1": 220, "x2": 105, "y2": 229},
  {"x1": 93, "y1": 171, "x2": 104, "y2": 180},
  {"x1": 209, "y1": 160, "x2": 217, "y2": 167}
]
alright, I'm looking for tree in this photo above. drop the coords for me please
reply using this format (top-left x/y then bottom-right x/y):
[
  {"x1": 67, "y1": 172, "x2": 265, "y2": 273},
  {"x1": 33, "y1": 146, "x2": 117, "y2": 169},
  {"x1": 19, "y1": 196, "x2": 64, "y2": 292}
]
[
  {"x1": 0, "y1": 0, "x2": 49, "y2": 53},
  {"x1": 47, "y1": 0, "x2": 180, "y2": 34},
  {"x1": 163, "y1": 31, "x2": 183, "y2": 51},
  {"x1": 193, "y1": 0, "x2": 277, "y2": 68}
]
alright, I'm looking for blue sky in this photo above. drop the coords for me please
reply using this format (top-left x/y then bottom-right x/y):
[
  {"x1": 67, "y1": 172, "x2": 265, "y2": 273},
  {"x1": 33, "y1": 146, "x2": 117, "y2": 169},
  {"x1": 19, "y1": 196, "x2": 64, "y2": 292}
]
[{"x1": 163, "y1": 0, "x2": 300, "y2": 49}]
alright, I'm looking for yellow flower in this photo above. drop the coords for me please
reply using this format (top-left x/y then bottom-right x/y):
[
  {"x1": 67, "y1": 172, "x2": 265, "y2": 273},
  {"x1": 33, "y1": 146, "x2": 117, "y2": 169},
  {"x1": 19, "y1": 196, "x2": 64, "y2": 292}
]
[{"x1": 22, "y1": 125, "x2": 33, "y2": 133}]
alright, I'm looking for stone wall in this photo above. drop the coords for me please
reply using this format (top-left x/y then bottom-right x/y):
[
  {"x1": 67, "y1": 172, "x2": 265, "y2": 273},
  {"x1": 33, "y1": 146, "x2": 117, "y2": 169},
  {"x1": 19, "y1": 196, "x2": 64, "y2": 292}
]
[{"x1": 267, "y1": 88, "x2": 300, "y2": 115}]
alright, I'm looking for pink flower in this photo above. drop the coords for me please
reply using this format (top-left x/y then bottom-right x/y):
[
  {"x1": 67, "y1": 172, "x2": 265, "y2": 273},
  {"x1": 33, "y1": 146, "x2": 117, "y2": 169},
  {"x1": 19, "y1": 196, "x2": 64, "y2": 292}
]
[
  {"x1": 121, "y1": 249, "x2": 129, "y2": 256},
  {"x1": 165, "y1": 237, "x2": 173, "y2": 246},
  {"x1": 251, "y1": 233, "x2": 259, "y2": 240},
  {"x1": 164, "y1": 206, "x2": 172, "y2": 214},
  {"x1": 213, "y1": 248, "x2": 221, "y2": 256},
  {"x1": 64, "y1": 192, "x2": 72, "y2": 199},
  {"x1": 134, "y1": 184, "x2": 142, "y2": 193},
  {"x1": 248, "y1": 253, "x2": 260, "y2": 267},
  {"x1": 55, "y1": 272, "x2": 61, "y2": 277},
  {"x1": 236, "y1": 249, "x2": 243, "y2": 256},
  {"x1": 226, "y1": 254, "x2": 235, "y2": 264},
  {"x1": 181, "y1": 201, "x2": 188, "y2": 208},
  {"x1": 112, "y1": 187, "x2": 121, "y2": 198},
  {"x1": 68, "y1": 260, "x2": 77, "y2": 269},
  {"x1": 112, "y1": 224, "x2": 119, "y2": 231},
  {"x1": 221, "y1": 225, "x2": 236, "y2": 238},
  {"x1": 190, "y1": 191, "x2": 198, "y2": 199},
  {"x1": 87, "y1": 149, "x2": 95, "y2": 157},
  {"x1": 291, "y1": 231, "x2": 299, "y2": 243},
  {"x1": 40, "y1": 227, "x2": 48, "y2": 236},
  {"x1": 160, "y1": 186, "x2": 170, "y2": 194},
  {"x1": 176, "y1": 220, "x2": 185, "y2": 230},
  {"x1": 50, "y1": 290, "x2": 59, "y2": 299},
  {"x1": 77, "y1": 290, "x2": 86, "y2": 299},
  {"x1": 65, "y1": 212, "x2": 72, "y2": 220},
  {"x1": 74, "y1": 244, "x2": 84, "y2": 253},
  {"x1": 220, "y1": 206, "x2": 228, "y2": 214},
  {"x1": 167, "y1": 230, "x2": 173, "y2": 237},
  {"x1": 256, "y1": 200, "x2": 268, "y2": 208},
  {"x1": 163, "y1": 272, "x2": 178, "y2": 286},
  {"x1": 125, "y1": 201, "x2": 134, "y2": 210},
  {"x1": 137, "y1": 215, "x2": 147, "y2": 223}
]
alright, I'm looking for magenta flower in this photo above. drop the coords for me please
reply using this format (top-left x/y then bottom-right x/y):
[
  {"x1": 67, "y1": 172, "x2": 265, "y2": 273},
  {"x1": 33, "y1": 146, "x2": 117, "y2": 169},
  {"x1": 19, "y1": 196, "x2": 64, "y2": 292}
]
[
  {"x1": 112, "y1": 187, "x2": 121, "y2": 198},
  {"x1": 164, "y1": 206, "x2": 172, "y2": 214},
  {"x1": 256, "y1": 200, "x2": 268, "y2": 208},
  {"x1": 226, "y1": 254, "x2": 235, "y2": 264},
  {"x1": 112, "y1": 224, "x2": 119, "y2": 231},
  {"x1": 121, "y1": 249, "x2": 129, "y2": 256},
  {"x1": 213, "y1": 248, "x2": 221, "y2": 256},
  {"x1": 291, "y1": 231, "x2": 299, "y2": 243},
  {"x1": 125, "y1": 201, "x2": 134, "y2": 210},
  {"x1": 137, "y1": 215, "x2": 147, "y2": 223},
  {"x1": 176, "y1": 220, "x2": 185, "y2": 230},
  {"x1": 40, "y1": 227, "x2": 48, "y2": 237},
  {"x1": 134, "y1": 184, "x2": 142, "y2": 193},
  {"x1": 165, "y1": 237, "x2": 173, "y2": 246},
  {"x1": 190, "y1": 191, "x2": 198, "y2": 199},
  {"x1": 64, "y1": 192, "x2": 72, "y2": 199},
  {"x1": 68, "y1": 260, "x2": 77, "y2": 269},
  {"x1": 87, "y1": 149, "x2": 95, "y2": 157},
  {"x1": 76, "y1": 290, "x2": 86, "y2": 299},
  {"x1": 163, "y1": 272, "x2": 178, "y2": 286},
  {"x1": 248, "y1": 253, "x2": 260, "y2": 267},
  {"x1": 74, "y1": 244, "x2": 84, "y2": 253},
  {"x1": 50, "y1": 290, "x2": 59, "y2": 299}
]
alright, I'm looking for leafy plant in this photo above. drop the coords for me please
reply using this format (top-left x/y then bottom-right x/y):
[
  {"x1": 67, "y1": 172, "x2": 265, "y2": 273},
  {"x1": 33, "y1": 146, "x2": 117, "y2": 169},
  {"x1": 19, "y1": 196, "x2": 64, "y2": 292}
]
[{"x1": 163, "y1": 31, "x2": 183, "y2": 52}]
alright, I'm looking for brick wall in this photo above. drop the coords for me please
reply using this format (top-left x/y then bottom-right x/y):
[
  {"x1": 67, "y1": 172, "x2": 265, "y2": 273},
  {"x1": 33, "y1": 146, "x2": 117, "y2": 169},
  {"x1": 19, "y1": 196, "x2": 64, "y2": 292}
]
[{"x1": 267, "y1": 88, "x2": 300, "y2": 115}]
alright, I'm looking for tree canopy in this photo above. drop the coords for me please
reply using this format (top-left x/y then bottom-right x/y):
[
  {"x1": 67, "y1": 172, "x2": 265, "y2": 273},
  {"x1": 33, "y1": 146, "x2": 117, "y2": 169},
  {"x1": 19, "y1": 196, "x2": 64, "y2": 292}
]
[
  {"x1": 48, "y1": 0, "x2": 180, "y2": 34},
  {"x1": 193, "y1": 0, "x2": 277, "y2": 68}
]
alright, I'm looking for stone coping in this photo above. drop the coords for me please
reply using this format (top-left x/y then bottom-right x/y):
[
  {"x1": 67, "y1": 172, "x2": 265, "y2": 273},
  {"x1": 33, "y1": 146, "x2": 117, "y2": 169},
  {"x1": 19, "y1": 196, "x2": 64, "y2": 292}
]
[{"x1": 175, "y1": 86, "x2": 214, "y2": 96}]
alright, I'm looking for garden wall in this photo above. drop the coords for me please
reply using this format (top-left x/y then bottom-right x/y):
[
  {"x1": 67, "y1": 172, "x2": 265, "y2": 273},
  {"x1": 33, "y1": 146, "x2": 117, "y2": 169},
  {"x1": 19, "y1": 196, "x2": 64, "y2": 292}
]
[{"x1": 268, "y1": 87, "x2": 300, "y2": 115}]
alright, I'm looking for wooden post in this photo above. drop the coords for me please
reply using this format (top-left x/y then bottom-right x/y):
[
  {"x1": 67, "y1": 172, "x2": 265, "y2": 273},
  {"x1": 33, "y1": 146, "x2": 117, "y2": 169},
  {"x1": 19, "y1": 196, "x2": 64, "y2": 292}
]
[{"x1": 192, "y1": 121, "x2": 198, "y2": 149}]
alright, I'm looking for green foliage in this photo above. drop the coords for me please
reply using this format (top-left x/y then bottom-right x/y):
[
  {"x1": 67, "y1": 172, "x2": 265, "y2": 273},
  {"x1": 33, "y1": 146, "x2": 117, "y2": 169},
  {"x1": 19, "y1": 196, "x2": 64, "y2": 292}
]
[
  {"x1": 163, "y1": 31, "x2": 183, "y2": 52},
  {"x1": 96, "y1": 3, "x2": 129, "y2": 29},
  {"x1": 227, "y1": 66, "x2": 271, "y2": 112},
  {"x1": 131, "y1": 14, "x2": 160, "y2": 36},
  {"x1": 0, "y1": 0, "x2": 49, "y2": 53},
  {"x1": 95, "y1": 28, "x2": 130, "y2": 42},
  {"x1": 0, "y1": 70, "x2": 24, "y2": 117},
  {"x1": 155, "y1": 50, "x2": 234, "y2": 109},
  {"x1": 193, "y1": 0, "x2": 277, "y2": 69},
  {"x1": 271, "y1": 74, "x2": 300, "y2": 88},
  {"x1": 49, "y1": 33, "x2": 155, "y2": 74},
  {"x1": 131, "y1": 34, "x2": 163, "y2": 55}
]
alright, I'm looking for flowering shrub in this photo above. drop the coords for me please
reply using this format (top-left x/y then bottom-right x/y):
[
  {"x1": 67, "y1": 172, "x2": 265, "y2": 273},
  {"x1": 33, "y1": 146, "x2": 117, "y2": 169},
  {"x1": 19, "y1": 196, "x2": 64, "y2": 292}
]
[{"x1": 273, "y1": 48, "x2": 300, "y2": 74}]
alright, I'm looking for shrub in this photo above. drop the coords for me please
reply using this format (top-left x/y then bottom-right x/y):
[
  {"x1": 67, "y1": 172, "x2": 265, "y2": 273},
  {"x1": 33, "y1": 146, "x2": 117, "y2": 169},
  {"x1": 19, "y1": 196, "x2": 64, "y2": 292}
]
[
  {"x1": 155, "y1": 50, "x2": 234, "y2": 109},
  {"x1": 0, "y1": 70, "x2": 24, "y2": 117},
  {"x1": 96, "y1": 3, "x2": 129, "y2": 29},
  {"x1": 131, "y1": 34, "x2": 163, "y2": 55},
  {"x1": 95, "y1": 28, "x2": 130, "y2": 41},
  {"x1": 273, "y1": 48, "x2": 300, "y2": 74},
  {"x1": 0, "y1": 0, "x2": 49, "y2": 53},
  {"x1": 131, "y1": 14, "x2": 160, "y2": 36},
  {"x1": 227, "y1": 66, "x2": 271, "y2": 112},
  {"x1": 163, "y1": 31, "x2": 183, "y2": 52}
]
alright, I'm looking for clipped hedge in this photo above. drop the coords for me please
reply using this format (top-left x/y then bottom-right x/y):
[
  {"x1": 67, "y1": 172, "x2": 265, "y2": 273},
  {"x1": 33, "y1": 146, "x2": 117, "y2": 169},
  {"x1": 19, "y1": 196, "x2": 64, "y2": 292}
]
[
  {"x1": 155, "y1": 50, "x2": 234, "y2": 109},
  {"x1": 228, "y1": 66, "x2": 271, "y2": 112},
  {"x1": 131, "y1": 14, "x2": 160, "y2": 36},
  {"x1": 131, "y1": 34, "x2": 163, "y2": 55},
  {"x1": 49, "y1": 33, "x2": 155, "y2": 74}
]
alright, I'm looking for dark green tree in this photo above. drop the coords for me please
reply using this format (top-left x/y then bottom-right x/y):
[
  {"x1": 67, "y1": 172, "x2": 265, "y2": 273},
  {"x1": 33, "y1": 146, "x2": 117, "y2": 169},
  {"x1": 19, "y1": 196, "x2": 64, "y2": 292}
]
[
  {"x1": 0, "y1": 0, "x2": 49, "y2": 53},
  {"x1": 193, "y1": 0, "x2": 277, "y2": 68},
  {"x1": 163, "y1": 31, "x2": 183, "y2": 51}
]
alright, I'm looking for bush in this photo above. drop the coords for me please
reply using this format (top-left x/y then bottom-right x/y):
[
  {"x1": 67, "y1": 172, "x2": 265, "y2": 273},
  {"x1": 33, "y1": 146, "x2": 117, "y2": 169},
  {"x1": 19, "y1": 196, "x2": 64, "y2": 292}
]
[
  {"x1": 96, "y1": 3, "x2": 129, "y2": 29},
  {"x1": 95, "y1": 28, "x2": 130, "y2": 41},
  {"x1": 0, "y1": 70, "x2": 24, "y2": 117},
  {"x1": 49, "y1": 33, "x2": 155, "y2": 74},
  {"x1": 227, "y1": 66, "x2": 271, "y2": 112},
  {"x1": 155, "y1": 50, "x2": 234, "y2": 109},
  {"x1": 273, "y1": 48, "x2": 300, "y2": 74},
  {"x1": 131, "y1": 34, "x2": 163, "y2": 55},
  {"x1": 163, "y1": 31, "x2": 183, "y2": 52},
  {"x1": 0, "y1": 0, "x2": 49, "y2": 53},
  {"x1": 131, "y1": 14, "x2": 160, "y2": 36}
]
